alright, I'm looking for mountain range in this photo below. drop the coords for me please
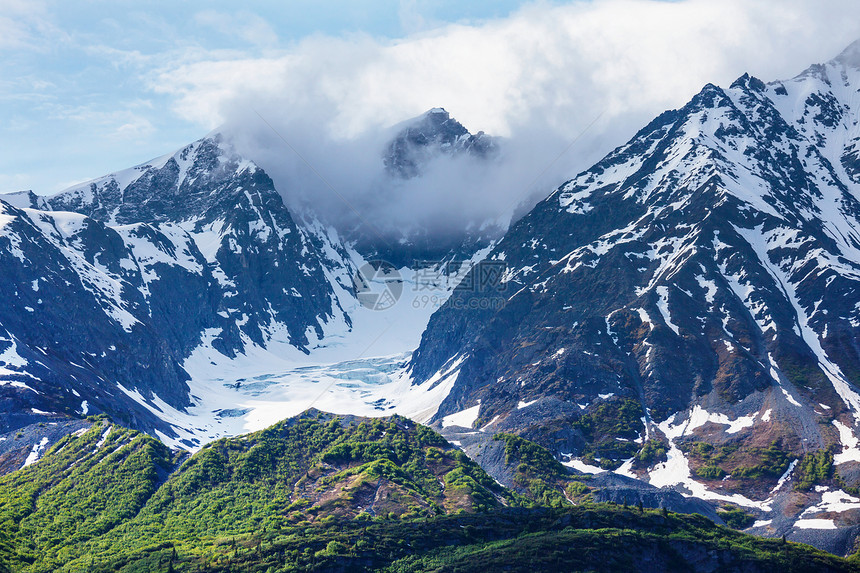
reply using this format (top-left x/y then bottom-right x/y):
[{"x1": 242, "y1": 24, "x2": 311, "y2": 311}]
[{"x1": 4, "y1": 39, "x2": 860, "y2": 562}]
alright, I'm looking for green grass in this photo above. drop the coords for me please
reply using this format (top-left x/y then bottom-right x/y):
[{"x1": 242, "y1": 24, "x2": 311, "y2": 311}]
[
  {"x1": 0, "y1": 414, "x2": 858, "y2": 572},
  {"x1": 0, "y1": 412, "x2": 513, "y2": 572},
  {"x1": 494, "y1": 432, "x2": 591, "y2": 506},
  {"x1": 717, "y1": 506, "x2": 757, "y2": 530},
  {"x1": 95, "y1": 506, "x2": 856, "y2": 573}
]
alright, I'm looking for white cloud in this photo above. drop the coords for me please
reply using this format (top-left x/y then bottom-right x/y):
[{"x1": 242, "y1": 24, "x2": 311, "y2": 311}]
[
  {"x1": 40, "y1": 104, "x2": 157, "y2": 142},
  {"x1": 140, "y1": 0, "x2": 860, "y2": 238},
  {"x1": 0, "y1": 0, "x2": 61, "y2": 51},
  {"x1": 110, "y1": 116, "x2": 156, "y2": 140},
  {"x1": 150, "y1": 0, "x2": 860, "y2": 142},
  {"x1": 194, "y1": 10, "x2": 280, "y2": 48}
]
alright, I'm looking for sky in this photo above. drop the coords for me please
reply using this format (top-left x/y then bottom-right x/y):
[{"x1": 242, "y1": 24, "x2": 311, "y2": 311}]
[{"x1": 2, "y1": 0, "x2": 860, "y2": 198}]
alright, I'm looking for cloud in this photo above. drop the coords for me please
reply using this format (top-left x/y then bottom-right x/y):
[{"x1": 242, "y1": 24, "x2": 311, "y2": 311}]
[
  {"x1": 0, "y1": 0, "x2": 64, "y2": 51},
  {"x1": 39, "y1": 103, "x2": 157, "y2": 142},
  {"x1": 152, "y1": 0, "x2": 860, "y2": 136},
  {"x1": 143, "y1": 0, "x2": 860, "y2": 239},
  {"x1": 194, "y1": 10, "x2": 280, "y2": 48}
]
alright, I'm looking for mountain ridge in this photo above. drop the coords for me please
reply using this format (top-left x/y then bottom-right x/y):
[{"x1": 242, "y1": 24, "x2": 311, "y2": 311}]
[
  {"x1": 1, "y1": 412, "x2": 856, "y2": 571},
  {"x1": 406, "y1": 44, "x2": 860, "y2": 545}
]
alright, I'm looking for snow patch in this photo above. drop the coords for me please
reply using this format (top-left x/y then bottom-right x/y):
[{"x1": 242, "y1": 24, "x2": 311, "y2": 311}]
[
  {"x1": 648, "y1": 411, "x2": 772, "y2": 510},
  {"x1": 794, "y1": 519, "x2": 837, "y2": 530},
  {"x1": 21, "y1": 437, "x2": 49, "y2": 468},
  {"x1": 442, "y1": 404, "x2": 481, "y2": 429},
  {"x1": 833, "y1": 420, "x2": 860, "y2": 465},
  {"x1": 655, "y1": 286, "x2": 680, "y2": 335},
  {"x1": 562, "y1": 457, "x2": 605, "y2": 474},
  {"x1": 771, "y1": 459, "x2": 798, "y2": 493},
  {"x1": 614, "y1": 458, "x2": 637, "y2": 478},
  {"x1": 95, "y1": 426, "x2": 112, "y2": 449}
]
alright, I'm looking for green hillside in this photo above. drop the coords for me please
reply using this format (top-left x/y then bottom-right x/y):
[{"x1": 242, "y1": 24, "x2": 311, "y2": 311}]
[{"x1": 0, "y1": 411, "x2": 857, "y2": 572}]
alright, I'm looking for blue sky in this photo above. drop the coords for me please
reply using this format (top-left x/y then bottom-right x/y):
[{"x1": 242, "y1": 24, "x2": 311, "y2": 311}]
[
  {"x1": 0, "y1": 1, "x2": 529, "y2": 194},
  {"x1": 2, "y1": 0, "x2": 859, "y2": 195}
]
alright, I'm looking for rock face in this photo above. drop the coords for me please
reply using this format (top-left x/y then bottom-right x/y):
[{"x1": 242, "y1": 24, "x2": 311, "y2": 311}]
[
  {"x1": 384, "y1": 107, "x2": 497, "y2": 179},
  {"x1": 353, "y1": 107, "x2": 503, "y2": 267},
  {"x1": 7, "y1": 38, "x2": 860, "y2": 554},
  {"x1": 0, "y1": 115, "x2": 500, "y2": 448},
  {"x1": 0, "y1": 135, "x2": 362, "y2": 443},
  {"x1": 410, "y1": 41, "x2": 860, "y2": 540}
]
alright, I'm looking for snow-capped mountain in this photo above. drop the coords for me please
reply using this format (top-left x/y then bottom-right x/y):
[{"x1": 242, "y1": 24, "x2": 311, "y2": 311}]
[
  {"x1": 384, "y1": 107, "x2": 497, "y2": 180},
  {"x1": 409, "y1": 40, "x2": 860, "y2": 546},
  {"x1": 0, "y1": 131, "x2": 488, "y2": 452},
  {"x1": 345, "y1": 107, "x2": 504, "y2": 268},
  {"x1": 7, "y1": 37, "x2": 860, "y2": 554}
]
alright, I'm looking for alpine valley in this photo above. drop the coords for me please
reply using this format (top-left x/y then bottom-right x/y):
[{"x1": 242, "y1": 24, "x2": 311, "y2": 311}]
[{"x1": 5, "y1": 40, "x2": 860, "y2": 571}]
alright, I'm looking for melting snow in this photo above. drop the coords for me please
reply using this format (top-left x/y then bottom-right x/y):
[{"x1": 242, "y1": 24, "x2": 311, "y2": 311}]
[
  {"x1": 95, "y1": 426, "x2": 112, "y2": 449},
  {"x1": 442, "y1": 404, "x2": 481, "y2": 429},
  {"x1": 21, "y1": 437, "x2": 49, "y2": 468},
  {"x1": 771, "y1": 459, "x2": 798, "y2": 493},
  {"x1": 614, "y1": 458, "x2": 637, "y2": 478},
  {"x1": 562, "y1": 458, "x2": 605, "y2": 474},
  {"x1": 695, "y1": 275, "x2": 717, "y2": 305},
  {"x1": 832, "y1": 420, "x2": 860, "y2": 464},
  {"x1": 794, "y1": 519, "x2": 837, "y2": 530},
  {"x1": 655, "y1": 286, "x2": 680, "y2": 335},
  {"x1": 479, "y1": 415, "x2": 500, "y2": 432},
  {"x1": 737, "y1": 226, "x2": 860, "y2": 424},
  {"x1": 685, "y1": 405, "x2": 756, "y2": 434},
  {"x1": 802, "y1": 489, "x2": 860, "y2": 515},
  {"x1": 649, "y1": 410, "x2": 772, "y2": 510}
]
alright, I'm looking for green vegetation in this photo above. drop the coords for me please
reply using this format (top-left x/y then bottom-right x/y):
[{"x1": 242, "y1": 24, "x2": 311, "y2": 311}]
[
  {"x1": 635, "y1": 438, "x2": 669, "y2": 467},
  {"x1": 380, "y1": 508, "x2": 847, "y2": 573},
  {"x1": 795, "y1": 448, "x2": 835, "y2": 492},
  {"x1": 681, "y1": 440, "x2": 792, "y2": 481},
  {"x1": 0, "y1": 412, "x2": 512, "y2": 572},
  {"x1": 573, "y1": 399, "x2": 645, "y2": 469},
  {"x1": 86, "y1": 506, "x2": 854, "y2": 572},
  {"x1": 717, "y1": 505, "x2": 757, "y2": 530},
  {"x1": 0, "y1": 422, "x2": 174, "y2": 571},
  {"x1": 732, "y1": 443, "x2": 792, "y2": 480},
  {"x1": 494, "y1": 433, "x2": 590, "y2": 506},
  {"x1": 696, "y1": 464, "x2": 727, "y2": 479},
  {"x1": 0, "y1": 413, "x2": 857, "y2": 572},
  {"x1": 0, "y1": 526, "x2": 13, "y2": 573}
]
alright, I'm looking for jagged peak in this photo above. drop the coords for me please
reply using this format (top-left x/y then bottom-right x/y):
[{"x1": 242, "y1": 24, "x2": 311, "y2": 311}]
[
  {"x1": 383, "y1": 107, "x2": 495, "y2": 179},
  {"x1": 730, "y1": 73, "x2": 766, "y2": 93},
  {"x1": 788, "y1": 40, "x2": 860, "y2": 85},
  {"x1": 48, "y1": 132, "x2": 255, "y2": 208}
]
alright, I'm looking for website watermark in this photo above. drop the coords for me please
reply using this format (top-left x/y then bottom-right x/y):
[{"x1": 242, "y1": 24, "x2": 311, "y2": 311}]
[{"x1": 353, "y1": 259, "x2": 508, "y2": 311}]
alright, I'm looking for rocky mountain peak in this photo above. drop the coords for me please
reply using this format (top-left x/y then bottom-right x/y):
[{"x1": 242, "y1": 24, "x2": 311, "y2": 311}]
[
  {"x1": 383, "y1": 107, "x2": 497, "y2": 179},
  {"x1": 406, "y1": 41, "x2": 860, "y2": 551}
]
